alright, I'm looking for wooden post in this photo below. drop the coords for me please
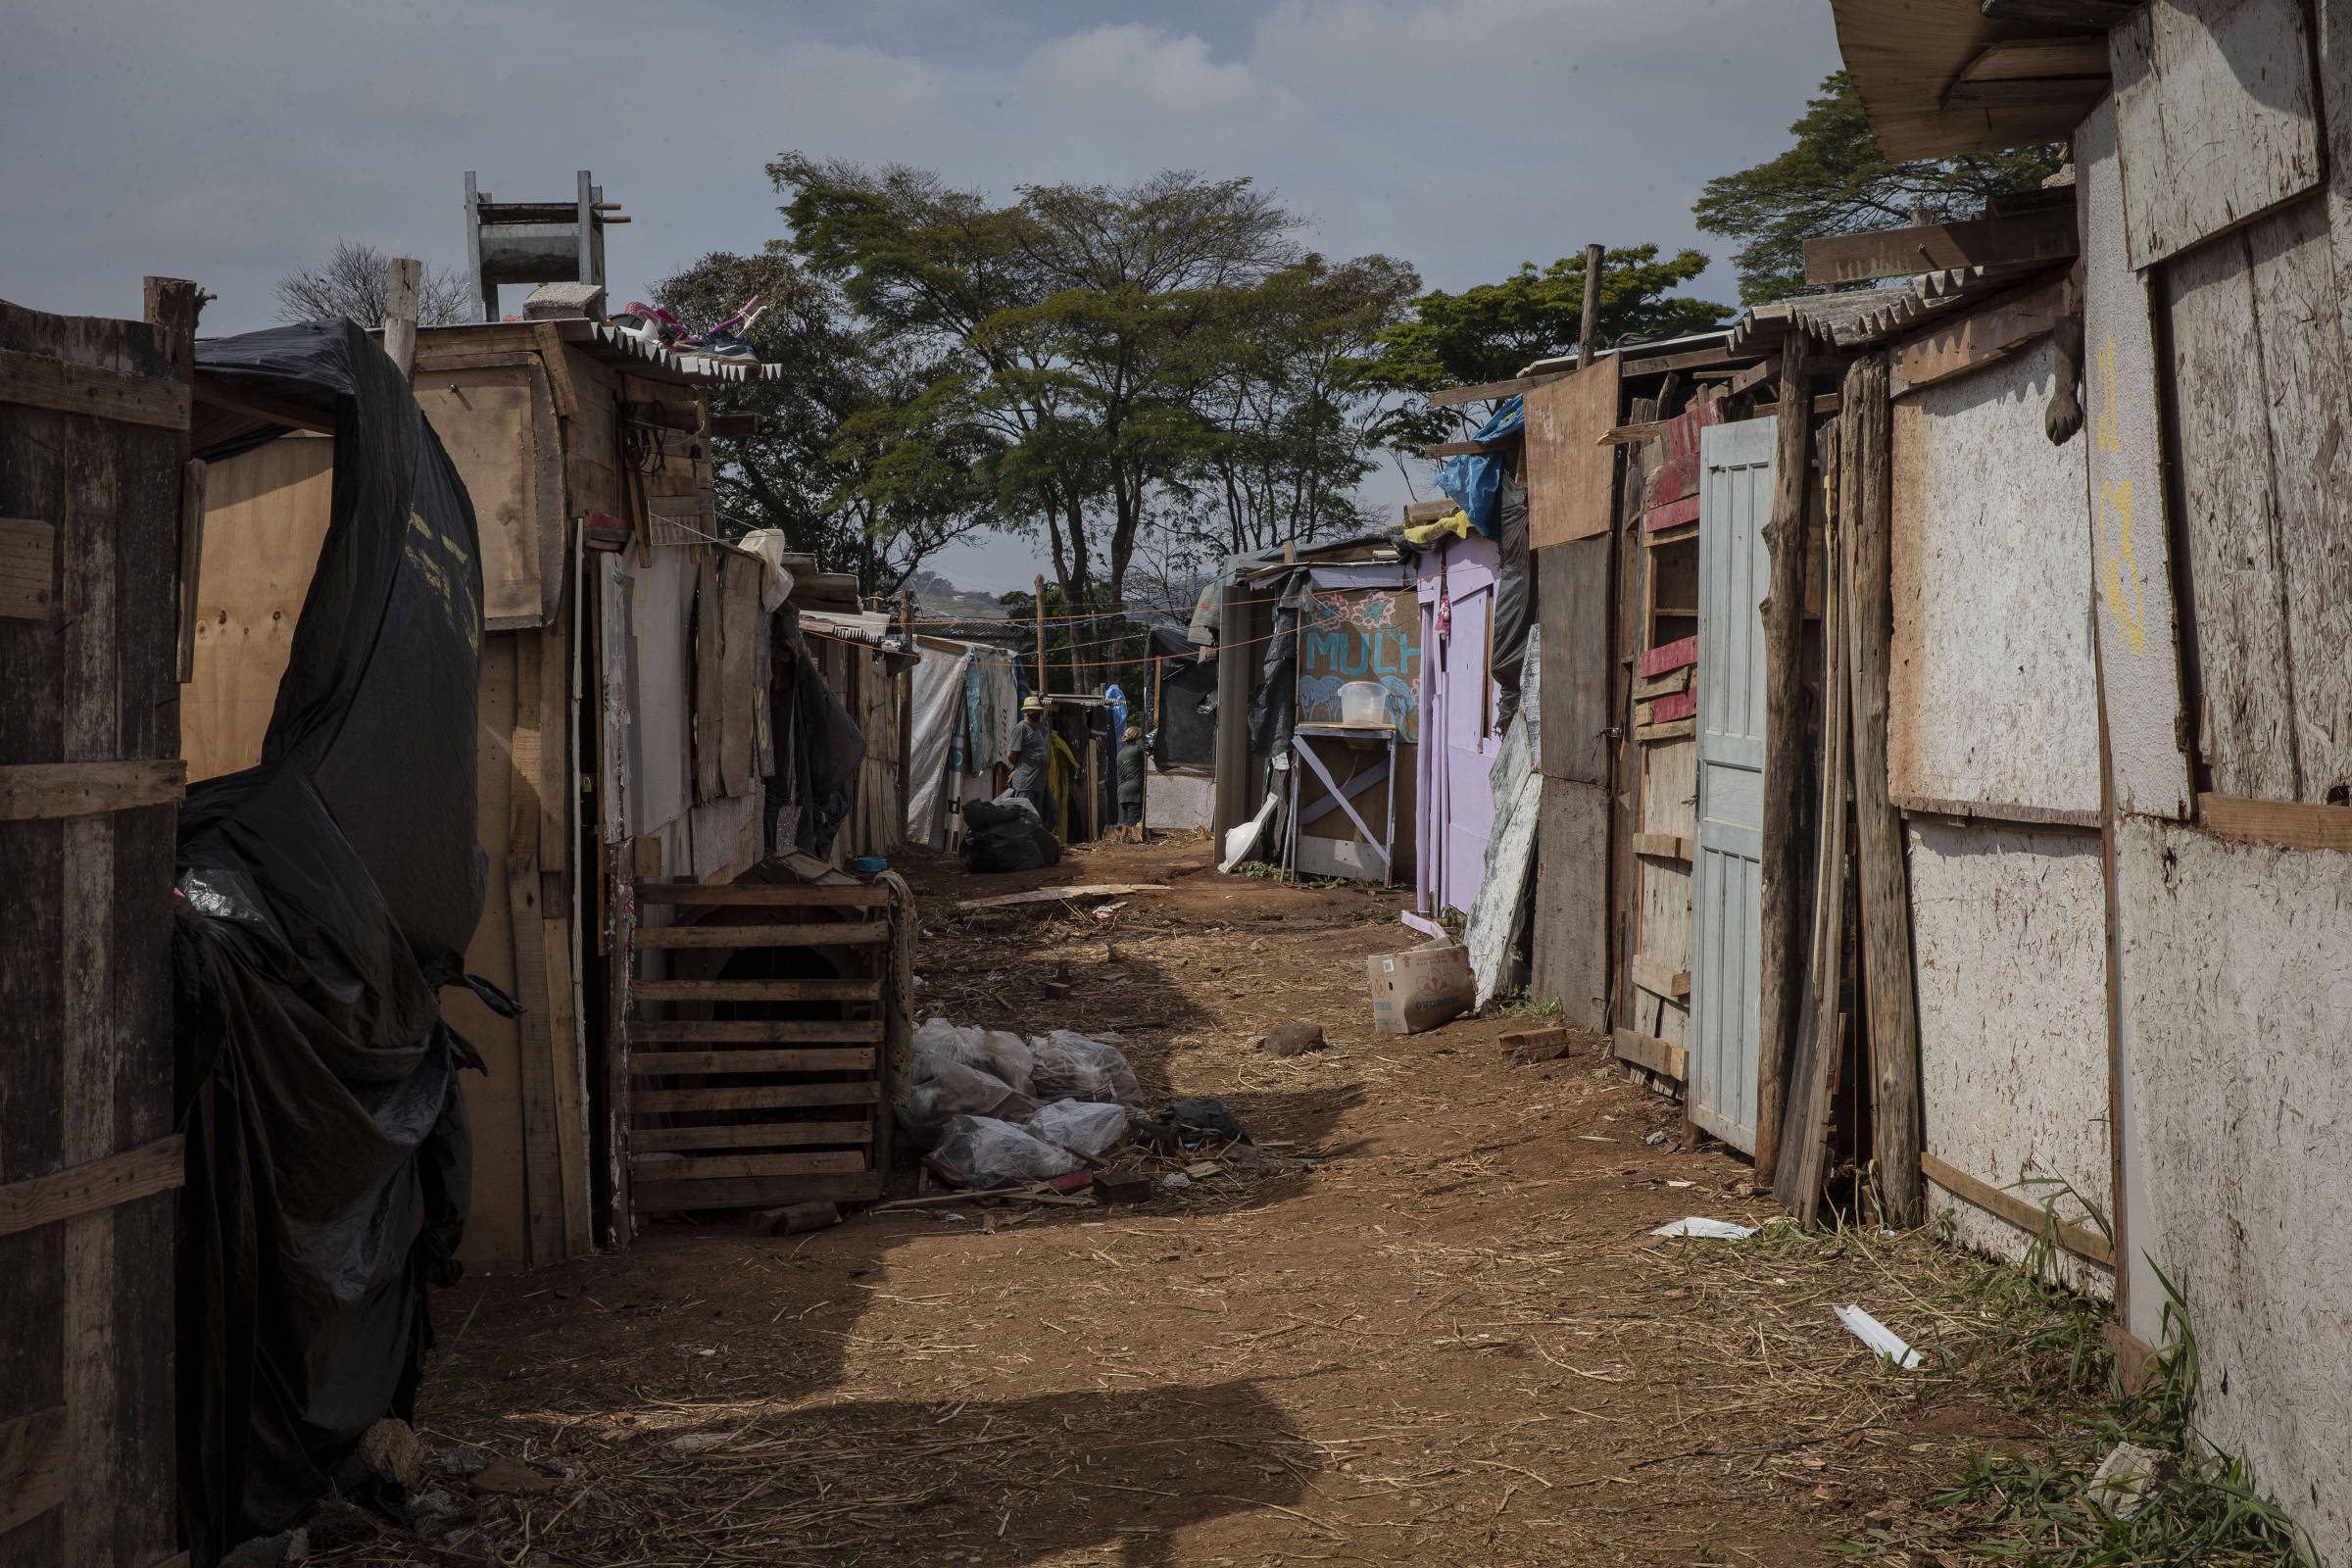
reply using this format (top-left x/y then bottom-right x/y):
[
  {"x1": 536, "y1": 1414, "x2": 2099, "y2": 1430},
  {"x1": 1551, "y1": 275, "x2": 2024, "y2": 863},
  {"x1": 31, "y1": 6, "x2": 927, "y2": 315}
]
[
  {"x1": 897, "y1": 588, "x2": 914, "y2": 842},
  {"x1": 384, "y1": 257, "x2": 421, "y2": 380},
  {"x1": 145, "y1": 278, "x2": 204, "y2": 688},
  {"x1": 1842, "y1": 353, "x2": 1923, "y2": 1226},
  {"x1": 1751, "y1": 354, "x2": 1811, "y2": 1188},
  {"x1": 1212, "y1": 576, "x2": 1253, "y2": 839},
  {"x1": 1033, "y1": 572, "x2": 1049, "y2": 701},
  {"x1": 1578, "y1": 242, "x2": 1605, "y2": 370}
]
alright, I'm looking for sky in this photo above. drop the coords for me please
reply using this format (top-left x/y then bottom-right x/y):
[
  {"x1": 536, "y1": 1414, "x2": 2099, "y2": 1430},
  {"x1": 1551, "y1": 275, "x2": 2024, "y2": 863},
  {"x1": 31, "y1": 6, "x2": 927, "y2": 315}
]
[{"x1": 5, "y1": 0, "x2": 1841, "y2": 594}]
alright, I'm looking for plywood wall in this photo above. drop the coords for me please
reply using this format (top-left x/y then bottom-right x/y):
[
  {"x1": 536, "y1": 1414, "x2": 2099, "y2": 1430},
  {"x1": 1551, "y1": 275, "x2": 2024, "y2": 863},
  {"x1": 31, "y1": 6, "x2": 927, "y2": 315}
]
[
  {"x1": 181, "y1": 434, "x2": 333, "y2": 781},
  {"x1": 1888, "y1": 337, "x2": 2099, "y2": 818},
  {"x1": 2113, "y1": 818, "x2": 2352, "y2": 1560},
  {"x1": 1908, "y1": 819, "x2": 2112, "y2": 1295}
]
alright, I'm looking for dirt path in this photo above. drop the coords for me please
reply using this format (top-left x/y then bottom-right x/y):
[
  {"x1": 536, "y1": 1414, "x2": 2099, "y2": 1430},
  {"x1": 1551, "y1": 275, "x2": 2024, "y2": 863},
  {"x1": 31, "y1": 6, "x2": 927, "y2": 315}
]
[{"x1": 338, "y1": 839, "x2": 2076, "y2": 1568}]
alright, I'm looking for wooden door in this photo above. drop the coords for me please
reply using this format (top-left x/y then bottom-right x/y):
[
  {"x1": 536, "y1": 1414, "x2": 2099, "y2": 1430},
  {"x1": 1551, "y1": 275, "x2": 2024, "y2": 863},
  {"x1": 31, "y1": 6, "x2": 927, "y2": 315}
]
[
  {"x1": 1438, "y1": 585, "x2": 1494, "y2": 916},
  {"x1": 1689, "y1": 417, "x2": 1775, "y2": 1152},
  {"x1": 0, "y1": 288, "x2": 193, "y2": 1567}
]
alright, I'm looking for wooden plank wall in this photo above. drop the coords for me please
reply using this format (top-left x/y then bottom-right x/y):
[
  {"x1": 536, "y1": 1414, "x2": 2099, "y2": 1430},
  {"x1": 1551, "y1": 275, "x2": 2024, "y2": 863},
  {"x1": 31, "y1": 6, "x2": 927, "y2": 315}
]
[{"x1": 0, "y1": 291, "x2": 188, "y2": 1567}]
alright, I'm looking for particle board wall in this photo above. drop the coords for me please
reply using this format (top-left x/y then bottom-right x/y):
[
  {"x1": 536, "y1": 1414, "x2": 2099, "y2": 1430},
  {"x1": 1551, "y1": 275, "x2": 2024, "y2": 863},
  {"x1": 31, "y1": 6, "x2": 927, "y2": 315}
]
[
  {"x1": 1535, "y1": 533, "x2": 1611, "y2": 785},
  {"x1": 181, "y1": 433, "x2": 333, "y2": 781},
  {"x1": 1888, "y1": 336, "x2": 2099, "y2": 818},
  {"x1": 1529, "y1": 775, "x2": 1608, "y2": 1029},
  {"x1": 2111, "y1": 817, "x2": 2352, "y2": 1560},
  {"x1": 412, "y1": 362, "x2": 561, "y2": 628},
  {"x1": 2160, "y1": 189, "x2": 2352, "y2": 805},
  {"x1": 2078, "y1": 101, "x2": 2192, "y2": 821},
  {"x1": 1907, "y1": 819, "x2": 2111, "y2": 1296},
  {"x1": 1525, "y1": 357, "x2": 1621, "y2": 548}
]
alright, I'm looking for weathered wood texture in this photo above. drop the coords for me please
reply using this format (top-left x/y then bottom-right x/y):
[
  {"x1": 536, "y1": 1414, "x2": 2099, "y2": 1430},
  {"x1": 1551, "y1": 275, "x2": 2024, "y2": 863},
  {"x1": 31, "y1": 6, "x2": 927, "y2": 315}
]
[
  {"x1": 2110, "y1": 817, "x2": 2352, "y2": 1560},
  {"x1": 0, "y1": 294, "x2": 183, "y2": 1568},
  {"x1": 2111, "y1": 0, "x2": 2321, "y2": 270},
  {"x1": 1888, "y1": 334, "x2": 2101, "y2": 817},
  {"x1": 180, "y1": 434, "x2": 333, "y2": 781},
  {"x1": 1907, "y1": 820, "x2": 2113, "y2": 1296},
  {"x1": 1529, "y1": 776, "x2": 1609, "y2": 1030},
  {"x1": 1536, "y1": 535, "x2": 1612, "y2": 785},
  {"x1": 413, "y1": 360, "x2": 563, "y2": 626},
  {"x1": 1752, "y1": 360, "x2": 1812, "y2": 1185},
  {"x1": 1890, "y1": 274, "x2": 2068, "y2": 393},
  {"x1": 1803, "y1": 207, "x2": 2079, "y2": 284},
  {"x1": 2161, "y1": 191, "x2": 2352, "y2": 805},
  {"x1": 2078, "y1": 101, "x2": 2192, "y2": 821},
  {"x1": 1634, "y1": 738, "x2": 1696, "y2": 1052},
  {"x1": 1844, "y1": 355, "x2": 1925, "y2": 1227},
  {"x1": 1524, "y1": 357, "x2": 1621, "y2": 547}
]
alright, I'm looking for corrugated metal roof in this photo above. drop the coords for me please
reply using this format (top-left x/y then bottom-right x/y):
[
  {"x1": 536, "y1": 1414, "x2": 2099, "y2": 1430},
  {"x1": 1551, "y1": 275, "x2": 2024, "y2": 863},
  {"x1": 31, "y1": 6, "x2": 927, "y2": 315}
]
[{"x1": 1728, "y1": 260, "x2": 2065, "y2": 357}]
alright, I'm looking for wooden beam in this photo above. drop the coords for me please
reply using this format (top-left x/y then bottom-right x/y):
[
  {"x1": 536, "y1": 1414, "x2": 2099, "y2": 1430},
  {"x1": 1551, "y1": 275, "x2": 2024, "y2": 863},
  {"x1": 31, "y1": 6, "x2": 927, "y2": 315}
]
[
  {"x1": 1577, "y1": 241, "x2": 1604, "y2": 371},
  {"x1": 631, "y1": 1081, "x2": 881, "y2": 1113},
  {"x1": 1844, "y1": 353, "x2": 1924, "y2": 1228},
  {"x1": 0, "y1": 346, "x2": 191, "y2": 430},
  {"x1": 1611, "y1": 1028, "x2": 1689, "y2": 1081},
  {"x1": 0, "y1": 1135, "x2": 185, "y2": 1239},
  {"x1": 1921, "y1": 1152, "x2": 2114, "y2": 1267},
  {"x1": 1633, "y1": 833, "x2": 1694, "y2": 862},
  {"x1": 1421, "y1": 439, "x2": 1503, "y2": 458},
  {"x1": 1730, "y1": 357, "x2": 1779, "y2": 396},
  {"x1": 174, "y1": 459, "x2": 207, "y2": 681},
  {"x1": 1631, "y1": 955, "x2": 1690, "y2": 1001},
  {"x1": 383, "y1": 257, "x2": 421, "y2": 380},
  {"x1": 1427, "y1": 370, "x2": 1567, "y2": 409},
  {"x1": 630, "y1": 978, "x2": 881, "y2": 1004},
  {"x1": 1959, "y1": 37, "x2": 2112, "y2": 79},
  {"x1": 0, "y1": 759, "x2": 186, "y2": 821},
  {"x1": 1402, "y1": 498, "x2": 1458, "y2": 524},
  {"x1": 1893, "y1": 792, "x2": 2101, "y2": 830},
  {"x1": 632, "y1": 882, "x2": 890, "y2": 906},
  {"x1": 1802, "y1": 206, "x2": 2078, "y2": 286},
  {"x1": 1596, "y1": 420, "x2": 1662, "y2": 447},
  {"x1": 1619, "y1": 345, "x2": 1755, "y2": 378},
  {"x1": 1943, "y1": 76, "x2": 2110, "y2": 112},
  {"x1": 192, "y1": 380, "x2": 335, "y2": 435},
  {"x1": 1752, "y1": 349, "x2": 1813, "y2": 1189},
  {"x1": 625, "y1": 1018, "x2": 884, "y2": 1045},
  {"x1": 627, "y1": 1049, "x2": 876, "y2": 1076},
  {"x1": 630, "y1": 1120, "x2": 875, "y2": 1152},
  {"x1": 2196, "y1": 793, "x2": 2352, "y2": 854},
  {"x1": 1979, "y1": 0, "x2": 2136, "y2": 25},
  {"x1": 631, "y1": 920, "x2": 890, "y2": 947},
  {"x1": 530, "y1": 322, "x2": 579, "y2": 419},
  {"x1": 627, "y1": 1151, "x2": 868, "y2": 1182}
]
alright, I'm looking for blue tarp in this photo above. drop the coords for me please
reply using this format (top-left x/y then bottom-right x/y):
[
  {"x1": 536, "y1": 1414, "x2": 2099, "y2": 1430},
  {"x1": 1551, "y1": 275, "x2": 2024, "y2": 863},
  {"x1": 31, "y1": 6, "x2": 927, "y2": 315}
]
[{"x1": 1434, "y1": 394, "x2": 1523, "y2": 539}]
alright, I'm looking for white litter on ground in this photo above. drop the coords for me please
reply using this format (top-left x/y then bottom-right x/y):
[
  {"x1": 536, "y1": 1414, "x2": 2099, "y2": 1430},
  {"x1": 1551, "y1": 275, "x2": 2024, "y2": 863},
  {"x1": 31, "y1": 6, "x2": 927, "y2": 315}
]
[
  {"x1": 1650, "y1": 1217, "x2": 1756, "y2": 1240},
  {"x1": 1832, "y1": 1304, "x2": 1923, "y2": 1369}
]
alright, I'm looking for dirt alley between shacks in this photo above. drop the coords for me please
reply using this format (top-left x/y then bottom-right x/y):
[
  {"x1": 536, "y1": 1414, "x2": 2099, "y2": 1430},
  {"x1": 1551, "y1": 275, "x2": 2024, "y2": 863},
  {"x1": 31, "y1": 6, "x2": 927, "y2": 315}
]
[{"x1": 342, "y1": 837, "x2": 2082, "y2": 1568}]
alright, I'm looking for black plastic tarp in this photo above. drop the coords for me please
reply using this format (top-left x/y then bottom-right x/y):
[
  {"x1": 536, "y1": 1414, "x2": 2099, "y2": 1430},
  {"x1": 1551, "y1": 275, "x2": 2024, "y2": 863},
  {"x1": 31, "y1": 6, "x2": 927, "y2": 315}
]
[
  {"x1": 1146, "y1": 623, "x2": 1217, "y2": 768},
  {"x1": 767, "y1": 605, "x2": 867, "y2": 858},
  {"x1": 1492, "y1": 473, "x2": 1533, "y2": 728},
  {"x1": 177, "y1": 320, "x2": 492, "y2": 1561}
]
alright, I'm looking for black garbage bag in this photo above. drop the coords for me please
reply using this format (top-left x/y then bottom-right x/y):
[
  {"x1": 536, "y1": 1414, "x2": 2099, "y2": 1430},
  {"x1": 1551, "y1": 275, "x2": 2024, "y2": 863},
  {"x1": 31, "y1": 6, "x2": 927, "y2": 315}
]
[
  {"x1": 177, "y1": 320, "x2": 494, "y2": 1562},
  {"x1": 959, "y1": 799, "x2": 1062, "y2": 875},
  {"x1": 1141, "y1": 1097, "x2": 1250, "y2": 1151}
]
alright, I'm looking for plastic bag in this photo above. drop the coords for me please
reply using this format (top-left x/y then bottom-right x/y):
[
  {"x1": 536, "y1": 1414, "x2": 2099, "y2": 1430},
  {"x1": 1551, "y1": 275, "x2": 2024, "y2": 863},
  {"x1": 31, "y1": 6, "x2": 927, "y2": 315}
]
[
  {"x1": 911, "y1": 1017, "x2": 1035, "y2": 1094},
  {"x1": 1029, "y1": 1031, "x2": 1144, "y2": 1109},
  {"x1": 1026, "y1": 1099, "x2": 1132, "y2": 1159},
  {"x1": 926, "y1": 1115, "x2": 1081, "y2": 1189}
]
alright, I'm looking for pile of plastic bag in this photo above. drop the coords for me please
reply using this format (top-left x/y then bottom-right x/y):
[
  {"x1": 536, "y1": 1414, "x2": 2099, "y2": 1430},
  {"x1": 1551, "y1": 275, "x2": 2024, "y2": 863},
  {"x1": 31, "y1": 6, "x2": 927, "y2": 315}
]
[{"x1": 901, "y1": 1018, "x2": 1144, "y2": 1187}]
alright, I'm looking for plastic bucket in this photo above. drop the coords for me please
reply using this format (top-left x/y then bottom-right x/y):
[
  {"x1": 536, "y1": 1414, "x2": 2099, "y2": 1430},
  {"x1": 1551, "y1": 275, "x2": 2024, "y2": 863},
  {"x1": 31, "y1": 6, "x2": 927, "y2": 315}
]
[{"x1": 1338, "y1": 680, "x2": 1386, "y2": 726}]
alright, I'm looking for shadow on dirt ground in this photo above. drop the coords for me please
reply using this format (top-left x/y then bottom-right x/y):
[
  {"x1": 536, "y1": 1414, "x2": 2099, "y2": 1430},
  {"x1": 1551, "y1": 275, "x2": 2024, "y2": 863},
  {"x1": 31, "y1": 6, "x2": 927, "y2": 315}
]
[{"x1": 308, "y1": 837, "x2": 2108, "y2": 1568}]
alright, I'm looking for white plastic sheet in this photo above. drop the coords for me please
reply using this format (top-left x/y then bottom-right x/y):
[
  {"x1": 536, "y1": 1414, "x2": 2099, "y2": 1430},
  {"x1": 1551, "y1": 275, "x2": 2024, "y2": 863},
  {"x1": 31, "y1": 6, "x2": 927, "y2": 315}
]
[
  {"x1": 1464, "y1": 625, "x2": 1543, "y2": 1007},
  {"x1": 1832, "y1": 1304, "x2": 1923, "y2": 1369},
  {"x1": 906, "y1": 645, "x2": 976, "y2": 849}
]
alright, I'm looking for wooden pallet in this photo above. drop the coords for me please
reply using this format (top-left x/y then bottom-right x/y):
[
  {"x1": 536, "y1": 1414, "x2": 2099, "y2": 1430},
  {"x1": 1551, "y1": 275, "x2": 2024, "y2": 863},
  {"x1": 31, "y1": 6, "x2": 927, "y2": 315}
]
[{"x1": 626, "y1": 880, "x2": 898, "y2": 1215}]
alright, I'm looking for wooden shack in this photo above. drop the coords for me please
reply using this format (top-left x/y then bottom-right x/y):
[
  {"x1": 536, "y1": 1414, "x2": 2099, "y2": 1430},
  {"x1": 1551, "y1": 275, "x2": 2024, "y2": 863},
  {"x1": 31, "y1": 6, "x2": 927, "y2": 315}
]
[
  {"x1": 1, "y1": 284, "x2": 195, "y2": 1568},
  {"x1": 184, "y1": 316, "x2": 788, "y2": 1268}
]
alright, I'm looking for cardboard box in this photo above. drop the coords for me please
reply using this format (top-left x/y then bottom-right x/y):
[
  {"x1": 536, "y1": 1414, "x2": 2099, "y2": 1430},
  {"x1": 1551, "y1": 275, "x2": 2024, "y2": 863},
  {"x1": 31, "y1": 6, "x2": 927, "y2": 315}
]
[{"x1": 1366, "y1": 938, "x2": 1472, "y2": 1034}]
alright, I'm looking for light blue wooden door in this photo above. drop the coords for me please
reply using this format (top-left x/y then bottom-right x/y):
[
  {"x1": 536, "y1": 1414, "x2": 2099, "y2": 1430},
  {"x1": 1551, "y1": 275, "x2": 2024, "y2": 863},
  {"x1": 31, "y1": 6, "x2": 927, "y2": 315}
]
[{"x1": 1689, "y1": 416, "x2": 1775, "y2": 1152}]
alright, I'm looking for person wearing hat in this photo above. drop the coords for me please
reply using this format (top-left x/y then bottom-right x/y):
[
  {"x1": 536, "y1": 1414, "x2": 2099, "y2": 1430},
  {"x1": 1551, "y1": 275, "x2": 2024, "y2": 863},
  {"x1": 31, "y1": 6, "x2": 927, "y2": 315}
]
[
  {"x1": 1115, "y1": 723, "x2": 1147, "y2": 843},
  {"x1": 1008, "y1": 697, "x2": 1055, "y2": 831}
]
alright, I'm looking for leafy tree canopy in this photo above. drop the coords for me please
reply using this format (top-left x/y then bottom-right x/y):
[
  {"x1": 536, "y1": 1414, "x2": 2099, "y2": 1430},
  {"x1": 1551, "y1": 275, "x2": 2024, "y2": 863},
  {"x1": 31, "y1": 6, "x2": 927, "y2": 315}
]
[{"x1": 1692, "y1": 71, "x2": 2065, "y2": 305}]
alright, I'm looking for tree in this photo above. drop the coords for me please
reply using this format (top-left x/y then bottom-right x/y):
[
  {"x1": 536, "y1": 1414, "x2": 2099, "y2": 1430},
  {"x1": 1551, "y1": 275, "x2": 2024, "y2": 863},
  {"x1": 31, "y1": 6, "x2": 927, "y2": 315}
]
[
  {"x1": 1348, "y1": 245, "x2": 1726, "y2": 451},
  {"x1": 775, "y1": 157, "x2": 1362, "y2": 610},
  {"x1": 274, "y1": 239, "x2": 472, "y2": 326},
  {"x1": 1693, "y1": 71, "x2": 2065, "y2": 305},
  {"x1": 654, "y1": 249, "x2": 997, "y2": 598}
]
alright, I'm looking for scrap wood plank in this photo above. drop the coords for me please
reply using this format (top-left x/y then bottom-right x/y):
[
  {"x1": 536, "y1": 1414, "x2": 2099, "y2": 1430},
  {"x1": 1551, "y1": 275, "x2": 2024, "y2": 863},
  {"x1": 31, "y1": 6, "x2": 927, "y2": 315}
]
[
  {"x1": 630, "y1": 1121, "x2": 876, "y2": 1152},
  {"x1": 0, "y1": 1135, "x2": 185, "y2": 1239},
  {"x1": 0, "y1": 345, "x2": 191, "y2": 429},
  {"x1": 1427, "y1": 369, "x2": 1568, "y2": 408},
  {"x1": 1631, "y1": 954, "x2": 1691, "y2": 1000},
  {"x1": 0, "y1": 1405, "x2": 69, "y2": 1536},
  {"x1": 1641, "y1": 635, "x2": 1698, "y2": 677},
  {"x1": 628, "y1": 1048, "x2": 876, "y2": 1075},
  {"x1": 1597, "y1": 420, "x2": 1662, "y2": 447},
  {"x1": 1611, "y1": 1028, "x2": 1688, "y2": 1081},
  {"x1": 2196, "y1": 793, "x2": 2352, "y2": 854},
  {"x1": 1633, "y1": 664, "x2": 1690, "y2": 700},
  {"x1": 1802, "y1": 207, "x2": 2079, "y2": 285},
  {"x1": 630, "y1": 977, "x2": 881, "y2": 1003},
  {"x1": 1636, "y1": 717, "x2": 1695, "y2": 743},
  {"x1": 633, "y1": 881, "x2": 890, "y2": 906},
  {"x1": 1633, "y1": 832, "x2": 1694, "y2": 861},
  {"x1": 629, "y1": 1151, "x2": 867, "y2": 1182},
  {"x1": 1645, "y1": 495, "x2": 1700, "y2": 533},
  {"x1": 956, "y1": 882, "x2": 1168, "y2": 911},
  {"x1": 626, "y1": 1018, "x2": 884, "y2": 1045},
  {"x1": 632, "y1": 1170, "x2": 883, "y2": 1212},
  {"x1": 1, "y1": 516, "x2": 56, "y2": 620},
  {"x1": 1620, "y1": 344, "x2": 1755, "y2": 377},
  {"x1": 1647, "y1": 690, "x2": 1696, "y2": 724},
  {"x1": 1421, "y1": 439, "x2": 1503, "y2": 457},
  {"x1": 1921, "y1": 1152, "x2": 2114, "y2": 1267},
  {"x1": 1891, "y1": 275, "x2": 2069, "y2": 393},
  {"x1": 0, "y1": 759, "x2": 185, "y2": 820},
  {"x1": 632, "y1": 920, "x2": 891, "y2": 947},
  {"x1": 632, "y1": 1081, "x2": 882, "y2": 1114}
]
